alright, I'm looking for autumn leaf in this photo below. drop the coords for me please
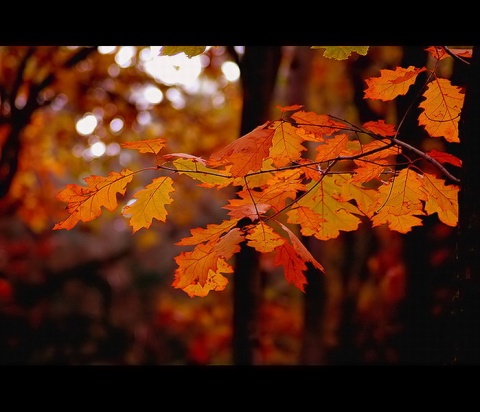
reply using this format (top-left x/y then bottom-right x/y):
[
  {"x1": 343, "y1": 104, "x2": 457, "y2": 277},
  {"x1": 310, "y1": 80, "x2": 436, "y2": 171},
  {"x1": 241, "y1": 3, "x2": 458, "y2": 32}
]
[
  {"x1": 242, "y1": 169, "x2": 306, "y2": 213},
  {"x1": 290, "y1": 111, "x2": 345, "y2": 139},
  {"x1": 223, "y1": 201, "x2": 271, "y2": 221},
  {"x1": 179, "y1": 259, "x2": 232, "y2": 298},
  {"x1": 208, "y1": 122, "x2": 275, "y2": 177},
  {"x1": 273, "y1": 222, "x2": 324, "y2": 292},
  {"x1": 426, "y1": 149, "x2": 462, "y2": 167},
  {"x1": 122, "y1": 176, "x2": 175, "y2": 233},
  {"x1": 418, "y1": 78, "x2": 464, "y2": 143},
  {"x1": 362, "y1": 120, "x2": 397, "y2": 137},
  {"x1": 121, "y1": 137, "x2": 167, "y2": 154},
  {"x1": 172, "y1": 243, "x2": 226, "y2": 290},
  {"x1": 312, "y1": 46, "x2": 369, "y2": 60},
  {"x1": 172, "y1": 225, "x2": 244, "y2": 297},
  {"x1": 274, "y1": 243, "x2": 309, "y2": 292},
  {"x1": 171, "y1": 157, "x2": 233, "y2": 189},
  {"x1": 53, "y1": 169, "x2": 134, "y2": 231},
  {"x1": 176, "y1": 219, "x2": 239, "y2": 246},
  {"x1": 370, "y1": 168, "x2": 427, "y2": 233},
  {"x1": 269, "y1": 120, "x2": 307, "y2": 167},
  {"x1": 287, "y1": 177, "x2": 363, "y2": 240},
  {"x1": 159, "y1": 46, "x2": 207, "y2": 58},
  {"x1": 364, "y1": 66, "x2": 426, "y2": 101},
  {"x1": 245, "y1": 222, "x2": 285, "y2": 253},
  {"x1": 315, "y1": 134, "x2": 350, "y2": 162},
  {"x1": 421, "y1": 172, "x2": 459, "y2": 227}
]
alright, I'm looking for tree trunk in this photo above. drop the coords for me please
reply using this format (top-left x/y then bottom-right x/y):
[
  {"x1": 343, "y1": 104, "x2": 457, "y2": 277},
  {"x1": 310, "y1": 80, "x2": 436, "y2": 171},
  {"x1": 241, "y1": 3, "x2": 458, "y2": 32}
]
[
  {"x1": 450, "y1": 45, "x2": 480, "y2": 364},
  {"x1": 233, "y1": 46, "x2": 282, "y2": 365}
]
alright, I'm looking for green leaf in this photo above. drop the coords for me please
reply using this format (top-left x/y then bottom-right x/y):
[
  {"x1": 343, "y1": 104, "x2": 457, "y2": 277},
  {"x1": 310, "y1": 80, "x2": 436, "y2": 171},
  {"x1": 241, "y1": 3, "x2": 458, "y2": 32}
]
[{"x1": 312, "y1": 46, "x2": 369, "y2": 60}]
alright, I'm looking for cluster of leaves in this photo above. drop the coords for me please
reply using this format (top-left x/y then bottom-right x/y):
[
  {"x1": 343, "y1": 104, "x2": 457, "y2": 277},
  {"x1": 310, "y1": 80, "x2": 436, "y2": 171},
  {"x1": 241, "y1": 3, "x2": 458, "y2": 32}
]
[{"x1": 53, "y1": 46, "x2": 466, "y2": 298}]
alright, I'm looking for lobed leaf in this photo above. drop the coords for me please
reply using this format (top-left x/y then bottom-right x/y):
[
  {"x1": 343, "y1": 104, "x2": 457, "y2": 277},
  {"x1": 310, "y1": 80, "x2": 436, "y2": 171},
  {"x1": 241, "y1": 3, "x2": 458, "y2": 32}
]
[{"x1": 53, "y1": 169, "x2": 134, "y2": 230}]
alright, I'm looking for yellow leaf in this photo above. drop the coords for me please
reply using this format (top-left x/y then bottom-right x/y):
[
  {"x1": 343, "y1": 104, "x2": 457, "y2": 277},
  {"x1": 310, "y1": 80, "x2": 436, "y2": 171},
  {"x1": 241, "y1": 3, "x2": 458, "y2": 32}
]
[
  {"x1": 269, "y1": 120, "x2": 307, "y2": 167},
  {"x1": 172, "y1": 158, "x2": 233, "y2": 189},
  {"x1": 287, "y1": 177, "x2": 362, "y2": 240},
  {"x1": 418, "y1": 78, "x2": 464, "y2": 143},
  {"x1": 123, "y1": 176, "x2": 174, "y2": 233},
  {"x1": 53, "y1": 169, "x2": 134, "y2": 230},
  {"x1": 246, "y1": 222, "x2": 285, "y2": 253}
]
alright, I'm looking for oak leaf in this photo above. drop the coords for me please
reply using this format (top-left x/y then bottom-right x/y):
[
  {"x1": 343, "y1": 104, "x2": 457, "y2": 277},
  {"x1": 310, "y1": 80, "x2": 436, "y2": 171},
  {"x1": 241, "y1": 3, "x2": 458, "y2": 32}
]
[
  {"x1": 52, "y1": 169, "x2": 134, "y2": 230},
  {"x1": 121, "y1": 137, "x2": 166, "y2": 154},
  {"x1": 362, "y1": 120, "x2": 397, "y2": 137},
  {"x1": 421, "y1": 172, "x2": 459, "y2": 227},
  {"x1": 246, "y1": 222, "x2": 285, "y2": 253},
  {"x1": 287, "y1": 177, "x2": 363, "y2": 240},
  {"x1": 418, "y1": 78, "x2": 464, "y2": 143},
  {"x1": 171, "y1": 157, "x2": 233, "y2": 189},
  {"x1": 269, "y1": 120, "x2": 307, "y2": 167},
  {"x1": 370, "y1": 168, "x2": 427, "y2": 233},
  {"x1": 364, "y1": 66, "x2": 426, "y2": 101},
  {"x1": 122, "y1": 176, "x2": 175, "y2": 233},
  {"x1": 274, "y1": 222, "x2": 324, "y2": 292},
  {"x1": 208, "y1": 122, "x2": 275, "y2": 177},
  {"x1": 315, "y1": 134, "x2": 350, "y2": 162},
  {"x1": 290, "y1": 111, "x2": 345, "y2": 139},
  {"x1": 426, "y1": 149, "x2": 462, "y2": 167},
  {"x1": 312, "y1": 46, "x2": 369, "y2": 60},
  {"x1": 176, "y1": 219, "x2": 239, "y2": 246},
  {"x1": 179, "y1": 259, "x2": 232, "y2": 298}
]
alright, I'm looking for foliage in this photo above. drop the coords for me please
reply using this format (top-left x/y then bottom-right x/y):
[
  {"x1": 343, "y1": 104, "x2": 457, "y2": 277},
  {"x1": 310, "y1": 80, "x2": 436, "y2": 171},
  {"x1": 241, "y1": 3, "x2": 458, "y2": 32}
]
[{"x1": 53, "y1": 46, "x2": 467, "y2": 298}]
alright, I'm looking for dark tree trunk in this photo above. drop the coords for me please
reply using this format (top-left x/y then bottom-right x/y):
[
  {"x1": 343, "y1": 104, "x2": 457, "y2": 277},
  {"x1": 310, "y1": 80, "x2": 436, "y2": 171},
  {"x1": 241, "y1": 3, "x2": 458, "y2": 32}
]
[
  {"x1": 450, "y1": 45, "x2": 480, "y2": 365},
  {"x1": 233, "y1": 46, "x2": 282, "y2": 365}
]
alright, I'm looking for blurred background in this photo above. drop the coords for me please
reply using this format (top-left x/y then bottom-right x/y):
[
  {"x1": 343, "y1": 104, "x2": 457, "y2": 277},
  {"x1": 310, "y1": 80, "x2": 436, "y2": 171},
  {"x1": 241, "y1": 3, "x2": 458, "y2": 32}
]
[{"x1": 0, "y1": 46, "x2": 459, "y2": 364}]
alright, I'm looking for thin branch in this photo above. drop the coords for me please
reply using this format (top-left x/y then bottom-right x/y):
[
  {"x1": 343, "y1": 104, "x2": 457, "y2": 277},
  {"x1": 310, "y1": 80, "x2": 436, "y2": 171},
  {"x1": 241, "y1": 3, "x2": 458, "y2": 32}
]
[{"x1": 443, "y1": 46, "x2": 471, "y2": 66}]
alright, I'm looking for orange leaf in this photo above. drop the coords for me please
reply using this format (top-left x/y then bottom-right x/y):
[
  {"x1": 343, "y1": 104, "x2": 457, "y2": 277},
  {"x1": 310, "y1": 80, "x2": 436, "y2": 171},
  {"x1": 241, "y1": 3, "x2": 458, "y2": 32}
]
[
  {"x1": 122, "y1": 176, "x2": 175, "y2": 233},
  {"x1": 208, "y1": 122, "x2": 275, "y2": 177},
  {"x1": 269, "y1": 120, "x2": 307, "y2": 167},
  {"x1": 176, "y1": 219, "x2": 239, "y2": 246},
  {"x1": 121, "y1": 137, "x2": 166, "y2": 154},
  {"x1": 418, "y1": 78, "x2": 464, "y2": 143},
  {"x1": 278, "y1": 222, "x2": 324, "y2": 273},
  {"x1": 52, "y1": 169, "x2": 134, "y2": 230},
  {"x1": 421, "y1": 172, "x2": 459, "y2": 227},
  {"x1": 172, "y1": 242, "x2": 220, "y2": 289},
  {"x1": 213, "y1": 227, "x2": 244, "y2": 259},
  {"x1": 223, "y1": 201, "x2": 271, "y2": 221},
  {"x1": 362, "y1": 120, "x2": 397, "y2": 137},
  {"x1": 273, "y1": 222, "x2": 324, "y2": 292},
  {"x1": 274, "y1": 243, "x2": 309, "y2": 292},
  {"x1": 276, "y1": 104, "x2": 304, "y2": 113},
  {"x1": 364, "y1": 66, "x2": 426, "y2": 101},
  {"x1": 290, "y1": 111, "x2": 345, "y2": 139},
  {"x1": 315, "y1": 134, "x2": 350, "y2": 162},
  {"x1": 426, "y1": 149, "x2": 462, "y2": 167},
  {"x1": 179, "y1": 259, "x2": 232, "y2": 298},
  {"x1": 246, "y1": 222, "x2": 285, "y2": 253}
]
